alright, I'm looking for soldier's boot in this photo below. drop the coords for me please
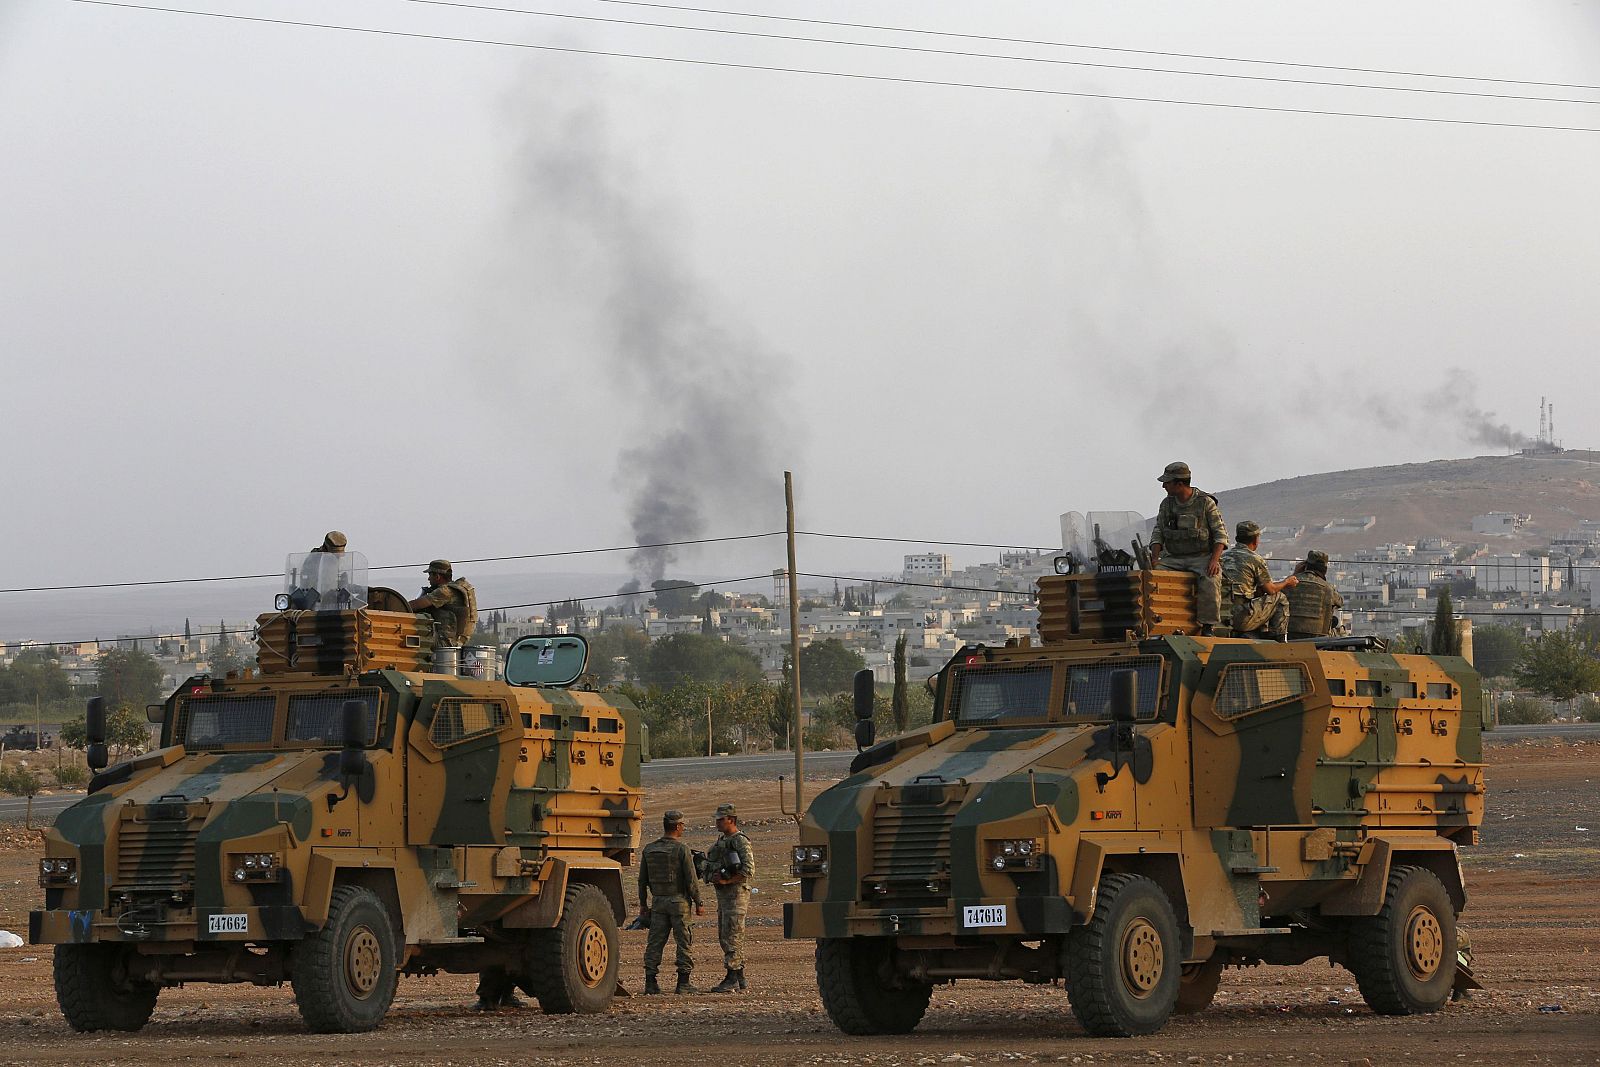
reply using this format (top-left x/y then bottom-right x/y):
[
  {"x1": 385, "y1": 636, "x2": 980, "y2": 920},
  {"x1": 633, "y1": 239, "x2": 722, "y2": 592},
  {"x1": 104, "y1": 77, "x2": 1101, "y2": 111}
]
[
  {"x1": 1199, "y1": 624, "x2": 1214, "y2": 637},
  {"x1": 738, "y1": 969, "x2": 747, "y2": 991},
  {"x1": 711, "y1": 968, "x2": 744, "y2": 993},
  {"x1": 643, "y1": 973, "x2": 662, "y2": 995},
  {"x1": 675, "y1": 971, "x2": 697, "y2": 995}
]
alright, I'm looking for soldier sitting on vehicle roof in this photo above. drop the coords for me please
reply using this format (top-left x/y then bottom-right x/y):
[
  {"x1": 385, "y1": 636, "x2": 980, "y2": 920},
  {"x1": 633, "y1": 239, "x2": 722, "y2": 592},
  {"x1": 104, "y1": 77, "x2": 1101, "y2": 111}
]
[
  {"x1": 1286, "y1": 550, "x2": 1344, "y2": 640},
  {"x1": 1220, "y1": 521, "x2": 1298, "y2": 640},
  {"x1": 409, "y1": 559, "x2": 476, "y2": 648}
]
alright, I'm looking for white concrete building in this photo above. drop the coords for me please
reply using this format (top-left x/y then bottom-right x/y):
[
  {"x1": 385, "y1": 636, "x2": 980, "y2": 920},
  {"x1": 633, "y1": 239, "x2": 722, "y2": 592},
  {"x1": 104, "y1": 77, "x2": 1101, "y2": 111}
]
[
  {"x1": 1475, "y1": 555, "x2": 1550, "y2": 595},
  {"x1": 1472, "y1": 513, "x2": 1530, "y2": 536},
  {"x1": 903, "y1": 553, "x2": 952, "y2": 580}
]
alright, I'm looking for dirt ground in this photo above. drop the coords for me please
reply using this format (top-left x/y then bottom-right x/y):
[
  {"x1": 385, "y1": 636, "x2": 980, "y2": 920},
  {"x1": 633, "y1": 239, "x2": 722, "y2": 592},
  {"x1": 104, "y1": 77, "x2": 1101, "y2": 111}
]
[{"x1": 1, "y1": 741, "x2": 1596, "y2": 1066}]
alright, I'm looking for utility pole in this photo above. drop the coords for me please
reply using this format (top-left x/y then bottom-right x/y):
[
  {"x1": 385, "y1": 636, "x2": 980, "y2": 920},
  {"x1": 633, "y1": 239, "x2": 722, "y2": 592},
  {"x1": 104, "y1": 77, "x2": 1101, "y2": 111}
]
[
  {"x1": 707, "y1": 694, "x2": 713, "y2": 758},
  {"x1": 786, "y1": 471, "x2": 804, "y2": 815}
]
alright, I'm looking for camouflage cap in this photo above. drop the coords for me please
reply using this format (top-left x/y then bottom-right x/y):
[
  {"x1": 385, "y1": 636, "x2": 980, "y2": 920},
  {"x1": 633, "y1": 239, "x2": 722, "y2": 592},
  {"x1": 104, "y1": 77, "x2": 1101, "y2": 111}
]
[
  {"x1": 662, "y1": 809, "x2": 685, "y2": 827},
  {"x1": 426, "y1": 559, "x2": 452, "y2": 574},
  {"x1": 1305, "y1": 549, "x2": 1330, "y2": 567},
  {"x1": 1236, "y1": 520, "x2": 1262, "y2": 541},
  {"x1": 320, "y1": 531, "x2": 348, "y2": 552},
  {"x1": 1159, "y1": 461, "x2": 1191, "y2": 483},
  {"x1": 715, "y1": 803, "x2": 738, "y2": 819}
]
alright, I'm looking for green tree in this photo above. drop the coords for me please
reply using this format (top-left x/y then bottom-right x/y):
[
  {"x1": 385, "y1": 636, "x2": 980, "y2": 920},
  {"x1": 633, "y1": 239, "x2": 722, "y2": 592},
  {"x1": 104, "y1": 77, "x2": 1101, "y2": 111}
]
[
  {"x1": 636, "y1": 633, "x2": 761, "y2": 688},
  {"x1": 1514, "y1": 630, "x2": 1600, "y2": 702},
  {"x1": 96, "y1": 647, "x2": 165, "y2": 710},
  {"x1": 891, "y1": 633, "x2": 910, "y2": 733},
  {"x1": 651, "y1": 581, "x2": 699, "y2": 616},
  {"x1": 799, "y1": 639, "x2": 866, "y2": 696},
  {"x1": 59, "y1": 715, "x2": 86, "y2": 749},
  {"x1": 107, "y1": 706, "x2": 152, "y2": 754},
  {"x1": 587, "y1": 624, "x2": 651, "y2": 685},
  {"x1": 2, "y1": 648, "x2": 73, "y2": 705},
  {"x1": 209, "y1": 640, "x2": 255, "y2": 677},
  {"x1": 1471, "y1": 625, "x2": 1526, "y2": 679},
  {"x1": 1429, "y1": 588, "x2": 1461, "y2": 656}
]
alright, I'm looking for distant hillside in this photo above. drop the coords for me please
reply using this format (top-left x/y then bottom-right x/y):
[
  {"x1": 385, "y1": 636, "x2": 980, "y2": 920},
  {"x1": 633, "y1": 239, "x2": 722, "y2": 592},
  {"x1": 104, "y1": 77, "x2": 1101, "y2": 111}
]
[{"x1": 1212, "y1": 450, "x2": 1600, "y2": 554}]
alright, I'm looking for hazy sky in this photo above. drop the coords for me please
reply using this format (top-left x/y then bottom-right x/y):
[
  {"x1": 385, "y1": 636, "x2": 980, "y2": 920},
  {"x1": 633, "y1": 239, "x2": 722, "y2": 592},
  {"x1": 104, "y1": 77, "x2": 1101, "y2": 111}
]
[{"x1": 3, "y1": 0, "x2": 1598, "y2": 628}]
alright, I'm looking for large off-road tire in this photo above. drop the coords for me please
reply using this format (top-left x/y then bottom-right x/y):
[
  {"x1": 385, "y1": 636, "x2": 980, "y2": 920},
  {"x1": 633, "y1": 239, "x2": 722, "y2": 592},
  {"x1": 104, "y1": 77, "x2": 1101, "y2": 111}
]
[
  {"x1": 527, "y1": 884, "x2": 619, "y2": 1014},
  {"x1": 291, "y1": 885, "x2": 399, "y2": 1033},
  {"x1": 53, "y1": 944, "x2": 159, "y2": 1032},
  {"x1": 1346, "y1": 865, "x2": 1457, "y2": 1016},
  {"x1": 1175, "y1": 956, "x2": 1224, "y2": 1015},
  {"x1": 1065, "y1": 873, "x2": 1183, "y2": 1037},
  {"x1": 815, "y1": 937, "x2": 932, "y2": 1035}
]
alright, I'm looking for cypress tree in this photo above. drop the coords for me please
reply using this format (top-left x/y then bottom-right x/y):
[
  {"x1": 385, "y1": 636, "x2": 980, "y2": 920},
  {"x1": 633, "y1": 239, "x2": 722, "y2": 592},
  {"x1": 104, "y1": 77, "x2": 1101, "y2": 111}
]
[{"x1": 1430, "y1": 587, "x2": 1461, "y2": 656}]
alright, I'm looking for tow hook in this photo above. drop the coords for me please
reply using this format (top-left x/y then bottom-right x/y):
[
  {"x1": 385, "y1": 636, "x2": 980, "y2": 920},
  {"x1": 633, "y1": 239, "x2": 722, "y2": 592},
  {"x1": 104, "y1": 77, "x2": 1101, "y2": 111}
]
[{"x1": 889, "y1": 913, "x2": 901, "y2": 934}]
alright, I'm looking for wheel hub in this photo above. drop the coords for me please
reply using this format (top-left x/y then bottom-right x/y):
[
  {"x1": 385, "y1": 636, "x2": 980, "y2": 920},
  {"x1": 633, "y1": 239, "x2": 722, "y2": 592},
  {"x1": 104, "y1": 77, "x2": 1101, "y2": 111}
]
[
  {"x1": 1404, "y1": 906, "x2": 1444, "y2": 980},
  {"x1": 344, "y1": 924, "x2": 383, "y2": 998},
  {"x1": 1120, "y1": 917, "x2": 1165, "y2": 998},
  {"x1": 577, "y1": 918, "x2": 609, "y2": 988}
]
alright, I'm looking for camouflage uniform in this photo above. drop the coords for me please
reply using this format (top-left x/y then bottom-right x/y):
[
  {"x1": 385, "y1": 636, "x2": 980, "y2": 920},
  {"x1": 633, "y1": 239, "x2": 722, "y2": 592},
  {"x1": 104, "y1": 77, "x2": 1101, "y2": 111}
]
[
  {"x1": 1221, "y1": 543, "x2": 1288, "y2": 637},
  {"x1": 705, "y1": 805, "x2": 755, "y2": 975},
  {"x1": 637, "y1": 814, "x2": 702, "y2": 989},
  {"x1": 1287, "y1": 560, "x2": 1344, "y2": 639},
  {"x1": 1151, "y1": 477, "x2": 1227, "y2": 629},
  {"x1": 412, "y1": 561, "x2": 472, "y2": 647}
]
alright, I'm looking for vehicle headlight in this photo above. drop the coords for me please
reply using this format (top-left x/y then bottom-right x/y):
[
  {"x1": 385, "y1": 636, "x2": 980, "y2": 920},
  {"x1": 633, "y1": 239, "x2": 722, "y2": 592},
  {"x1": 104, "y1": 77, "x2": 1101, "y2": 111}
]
[
  {"x1": 39, "y1": 857, "x2": 78, "y2": 886},
  {"x1": 806, "y1": 847, "x2": 823, "y2": 863},
  {"x1": 1002, "y1": 841, "x2": 1016, "y2": 857},
  {"x1": 792, "y1": 844, "x2": 828, "y2": 875},
  {"x1": 988, "y1": 839, "x2": 1042, "y2": 871},
  {"x1": 230, "y1": 852, "x2": 280, "y2": 881},
  {"x1": 793, "y1": 846, "x2": 807, "y2": 864}
]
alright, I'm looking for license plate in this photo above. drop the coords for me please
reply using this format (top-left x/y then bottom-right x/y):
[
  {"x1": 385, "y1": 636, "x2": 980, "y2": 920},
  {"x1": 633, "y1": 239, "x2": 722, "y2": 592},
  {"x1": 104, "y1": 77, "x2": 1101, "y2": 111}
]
[
  {"x1": 962, "y1": 905, "x2": 1007, "y2": 928},
  {"x1": 208, "y1": 913, "x2": 249, "y2": 934}
]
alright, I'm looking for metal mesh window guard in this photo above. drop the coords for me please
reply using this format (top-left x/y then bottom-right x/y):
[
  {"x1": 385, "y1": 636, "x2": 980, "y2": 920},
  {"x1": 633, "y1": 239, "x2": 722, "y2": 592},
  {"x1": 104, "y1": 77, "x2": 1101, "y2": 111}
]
[
  {"x1": 952, "y1": 666, "x2": 1053, "y2": 725},
  {"x1": 1063, "y1": 656, "x2": 1164, "y2": 721},
  {"x1": 1215, "y1": 664, "x2": 1309, "y2": 718},
  {"x1": 287, "y1": 689, "x2": 382, "y2": 745},
  {"x1": 431, "y1": 699, "x2": 509, "y2": 746},
  {"x1": 180, "y1": 695, "x2": 277, "y2": 748}
]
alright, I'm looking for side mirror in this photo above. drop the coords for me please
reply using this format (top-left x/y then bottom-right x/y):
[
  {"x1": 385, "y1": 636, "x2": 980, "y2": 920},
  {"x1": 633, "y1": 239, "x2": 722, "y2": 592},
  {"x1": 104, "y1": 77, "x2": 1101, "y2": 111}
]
[
  {"x1": 145, "y1": 703, "x2": 166, "y2": 725},
  {"x1": 854, "y1": 719, "x2": 876, "y2": 752},
  {"x1": 340, "y1": 699, "x2": 369, "y2": 777},
  {"x1": 1110, "y1": 669, "x2": 1139, "y2": 724},
  {"x1": 86, "y1": 697, "x2": 108, "y2": 772},
  {"x1": 852, "y1": 669, "x2": 875, "y2": 722}
]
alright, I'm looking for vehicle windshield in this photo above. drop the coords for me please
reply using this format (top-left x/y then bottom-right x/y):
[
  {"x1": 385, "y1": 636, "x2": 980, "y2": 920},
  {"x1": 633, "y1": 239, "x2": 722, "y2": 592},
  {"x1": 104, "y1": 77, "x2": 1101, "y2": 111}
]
[
  {"x1": 1063, "y1": 656, "x2": 1163, "y2": 721},
  {"x1": 952, "y1": 666, "x2": 1053, "y2": 726},
  {"x1": 283, "y1": 550, "x2": 369, "y2": 611},
  {"x1": 949, "y1": 655, "x2": 1165, "y2": 726},
  {"x1": 178, "y1": 689, "x2": 383, "y2": 749}
]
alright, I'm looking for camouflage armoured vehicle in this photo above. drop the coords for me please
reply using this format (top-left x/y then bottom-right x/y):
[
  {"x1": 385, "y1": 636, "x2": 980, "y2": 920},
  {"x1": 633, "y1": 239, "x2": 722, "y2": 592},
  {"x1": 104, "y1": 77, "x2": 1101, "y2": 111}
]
[
  {"x1": 32, "y1": 549, "x2": 643, "y2": 1032},
  {"x1": 786, "y1": 569, "x2": 1484, "y2": 1038}
]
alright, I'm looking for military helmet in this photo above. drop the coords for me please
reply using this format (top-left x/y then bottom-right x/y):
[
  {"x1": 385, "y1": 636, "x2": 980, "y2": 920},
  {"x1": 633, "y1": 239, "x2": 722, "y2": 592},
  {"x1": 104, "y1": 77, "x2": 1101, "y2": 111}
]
[
  {"x1": 426, "y1": 559, "x2": 453, "y2": 577},
  {"x1": 663, "y1": 809, "x2": 685, "y2": 828},
  {"x1": 1159, "y1": 461, "x2": 1191, "y2": 483},
  {"x1": 715, "y1": 803, "x2": 738, "y2": 820},
  {"x1": 1236, "y1": 520, "x2": 1262, "y2": 542}
]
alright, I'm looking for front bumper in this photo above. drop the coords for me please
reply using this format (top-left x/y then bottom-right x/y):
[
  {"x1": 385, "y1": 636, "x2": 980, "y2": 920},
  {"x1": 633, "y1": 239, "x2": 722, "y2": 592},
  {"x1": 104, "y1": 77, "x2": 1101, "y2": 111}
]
[
  {"x1": 784, "y1": 896, "x2": 1075, "y2": 940},
  {"x1": 31, "y1": 905, "x2": 310, "y2": 945}
]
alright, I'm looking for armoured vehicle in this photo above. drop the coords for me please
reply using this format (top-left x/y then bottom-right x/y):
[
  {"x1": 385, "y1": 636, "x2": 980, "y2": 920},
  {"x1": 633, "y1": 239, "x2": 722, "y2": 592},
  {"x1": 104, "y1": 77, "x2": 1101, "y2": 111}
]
[
  {"x1": 786, "y1": 569, "x2": 1484, "y2": 1037},
  {"x1": 32, "y1": 549, "x2": 643, "y2": 1032}
]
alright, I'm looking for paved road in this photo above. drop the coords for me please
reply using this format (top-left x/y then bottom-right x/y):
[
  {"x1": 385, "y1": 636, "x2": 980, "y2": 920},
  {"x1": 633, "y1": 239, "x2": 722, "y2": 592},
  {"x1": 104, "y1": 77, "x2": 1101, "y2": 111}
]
[{"x1": 0, "y1": 750, "x2": 860, "y2": 824}]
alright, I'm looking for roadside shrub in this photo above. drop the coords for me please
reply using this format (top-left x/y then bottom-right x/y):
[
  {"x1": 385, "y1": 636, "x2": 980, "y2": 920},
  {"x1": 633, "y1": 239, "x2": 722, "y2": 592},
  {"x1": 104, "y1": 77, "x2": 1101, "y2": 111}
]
[
  {"x1": 0, "y1": 764, "x2": 42, "y2": 796},
  {"x1": 1577, "y1": 695, "x2": 1600, "y2": 724},
  {"x1": 1497, "y1": 694, "x2": 1554, "y2": 726},
  {"x1": 54, "y1": 763, "x2": 89, "y2": 788}
]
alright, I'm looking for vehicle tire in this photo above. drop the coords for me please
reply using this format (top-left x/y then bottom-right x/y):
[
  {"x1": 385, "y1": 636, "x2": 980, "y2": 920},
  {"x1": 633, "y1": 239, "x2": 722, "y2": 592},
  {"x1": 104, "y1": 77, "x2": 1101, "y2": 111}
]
[
  {"x1": 291, "y1": 885, "x2": 399, "y2": 1033},
  {"x1": 815, "y1": 937, "x2": 932, "y2": 1035},
  {"x1": 53, "y1": 944, "x2": 159, "y2": 1032},
  {"x1": 1346, "y1": 865, "x2": 1456, "y2": 1015},
  {"x1": 1065, "y1": 873, "x2": 1183, "y2": 1037},
  {"x1": 1175, "y1": 956, "x2": 1223, "y2": 1014},
  {"x1": 527, "y1": 883, "x2": 619, "y2": 1014}
]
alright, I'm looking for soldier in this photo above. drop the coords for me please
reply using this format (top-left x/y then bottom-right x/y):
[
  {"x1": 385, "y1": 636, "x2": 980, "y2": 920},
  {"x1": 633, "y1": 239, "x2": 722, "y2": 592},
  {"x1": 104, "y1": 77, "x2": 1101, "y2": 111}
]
[
  {"x1": 471, "y1": 965, "x2": 524, "y2": 1011},
  {"x1": 409, "y1": 560, "x2": 475, "y2": 647},
  {"x1": 1220, "y1": 520, "x2": 1299, "y2": 639},
  {"x1": 637, "y1": 809, "x2": 704, "y2": 995},
  {"x1": 705, "y1": 802, "x2": 755, "y2": 993},
  {"x1": 1148, "y1": 461, "x2": 1228, "y2": 636},
  {"x1": 1286, "y1": 549, "x2": 1345, "y2": 640},
  {"x1": 311, "y1": 531, "x2": 347, "y2": 555}
]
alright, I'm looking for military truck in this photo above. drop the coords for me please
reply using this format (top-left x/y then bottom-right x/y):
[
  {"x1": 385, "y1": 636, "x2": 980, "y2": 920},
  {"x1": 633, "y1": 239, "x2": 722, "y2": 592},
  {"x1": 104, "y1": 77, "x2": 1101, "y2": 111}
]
[
  {"x1": 32, "y1": 549, "x2": 643, "y2": 1033},
  {"x1": 786, "y1": 569, "x2": 1484, "y2": 1038}
]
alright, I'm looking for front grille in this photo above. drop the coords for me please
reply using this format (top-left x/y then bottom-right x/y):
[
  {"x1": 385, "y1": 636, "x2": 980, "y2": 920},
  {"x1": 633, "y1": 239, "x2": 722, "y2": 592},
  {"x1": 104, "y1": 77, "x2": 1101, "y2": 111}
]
[
  {"x1": 117, "y1": 819, "x2": 202, "y2": 888},
  {"x1": 872, "y1": 803, "x2": 954, "y2": 879}
]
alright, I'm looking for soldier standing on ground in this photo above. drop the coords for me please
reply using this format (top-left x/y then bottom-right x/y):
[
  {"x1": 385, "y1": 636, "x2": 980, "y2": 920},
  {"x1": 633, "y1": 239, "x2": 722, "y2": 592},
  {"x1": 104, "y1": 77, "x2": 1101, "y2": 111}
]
[
  {"x1": 1220, "y1": 521, "x2": 1299, "y2": 639},
  {"x1": 705, "y1": 803, "x2": 755, "y2": 993},
  {"x1": 1286, "y1": 549, "x2": 1345, "y2": 640},
  {"x1": 409, "y1": 560, "x2": 475, "y2": 647},
  {"x1": 638, "y1": 810, "x2": 704, "y2": 995},
  {"x1": 1148, "y1": 461, "x2": 1228, "y2": 636}
]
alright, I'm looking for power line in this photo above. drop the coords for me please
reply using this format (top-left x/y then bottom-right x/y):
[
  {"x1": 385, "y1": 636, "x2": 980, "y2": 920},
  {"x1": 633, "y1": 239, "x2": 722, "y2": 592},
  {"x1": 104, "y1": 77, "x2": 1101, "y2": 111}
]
[
  {"x1": 64, "y1": 1, "x2": 1600, "y2": 134},
  {"x1": 0, "y1": 531, "x2": 783, "y2": 595},
  {"x1": 797, "y1": 571, "x2": 1036, "y2": 601},
  {"x1": 483, "y1": 572, "x2": 774, "y2": 612},
  {"x1": 586, "y1": 0, "x2": 1600, "y2": 92},
  {"x1": 800, "y1": 530, "x2": 1059, "y2": 552},
  {"x1": 394, "y1": 0, "x2": 1600, "y2": 106}
]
